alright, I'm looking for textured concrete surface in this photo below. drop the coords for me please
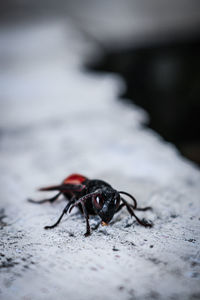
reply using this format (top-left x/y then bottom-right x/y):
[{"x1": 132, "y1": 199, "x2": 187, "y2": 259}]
[{"x1": 0, "y1": 19, "x2": 200, "y2": 300}]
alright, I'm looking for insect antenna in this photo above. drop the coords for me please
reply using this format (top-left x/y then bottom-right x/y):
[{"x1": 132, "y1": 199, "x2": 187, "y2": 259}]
[
  {"x1": 118, "y1": 191, "x2": 137, "y2": 208},
  {"x1": 69, "y1": 192, "x2": 101, "y2": 213}
]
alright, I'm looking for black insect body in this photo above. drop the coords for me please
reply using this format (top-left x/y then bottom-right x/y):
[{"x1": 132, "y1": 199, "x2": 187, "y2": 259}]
[{"x1": 28, "y1": 174, "x2": 152, "y2": 236}]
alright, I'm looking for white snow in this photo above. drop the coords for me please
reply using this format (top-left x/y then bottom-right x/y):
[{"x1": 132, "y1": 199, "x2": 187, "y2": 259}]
[{"x1": 0, "y1": 18, "x2": 200, "y2": 300}]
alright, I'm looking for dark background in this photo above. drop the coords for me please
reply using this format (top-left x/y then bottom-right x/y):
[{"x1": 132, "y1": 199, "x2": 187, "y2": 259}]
[{"x1": 1, "y1": 0, "x2": 200, "y2": 164}]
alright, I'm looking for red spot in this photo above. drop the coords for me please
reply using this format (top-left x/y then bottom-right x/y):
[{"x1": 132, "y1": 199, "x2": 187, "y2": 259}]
[{"x1": 63, "y1": 174, "x2": 87, "y2": 185}]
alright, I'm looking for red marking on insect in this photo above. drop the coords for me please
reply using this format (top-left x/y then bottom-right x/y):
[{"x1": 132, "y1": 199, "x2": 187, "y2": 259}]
[
  {"x1": 28, "y1": 173, "x2": 153, "y2": 236},
  {"x1": 63, "y1": 174, "x2": 87, "y2": 185}
]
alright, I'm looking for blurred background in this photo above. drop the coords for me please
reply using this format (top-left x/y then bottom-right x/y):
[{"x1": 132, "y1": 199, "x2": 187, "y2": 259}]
[{"x1": 1, "y1": 0, "x2": 200, "y2": 164}]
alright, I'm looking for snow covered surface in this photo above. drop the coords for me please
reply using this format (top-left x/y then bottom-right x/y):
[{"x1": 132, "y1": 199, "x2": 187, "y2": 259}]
[{"x1": 0, "y1": 19, "x2": 200, "y2": 300}]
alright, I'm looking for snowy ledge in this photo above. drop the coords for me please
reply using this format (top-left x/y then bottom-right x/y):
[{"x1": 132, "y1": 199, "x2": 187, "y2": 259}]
[{"x1": 0, "y1": 19, "x2": 200, "y2": 300}]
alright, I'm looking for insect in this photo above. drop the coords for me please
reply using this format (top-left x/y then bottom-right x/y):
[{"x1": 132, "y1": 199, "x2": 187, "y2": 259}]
[{"x1": 28, "y1": 174, "x2": 152, "y2": 236}]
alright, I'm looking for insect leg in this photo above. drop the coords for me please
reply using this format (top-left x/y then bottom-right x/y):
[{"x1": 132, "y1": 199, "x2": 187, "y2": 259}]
[
  {"x1": 134, "y1": 206, "x2": 152, "y2": 211},
  {"x1": 115, "y1": 203, "x2": 125, "y2": 213},
  {"x1": 119, "y1": 193, "x2": 152, "y2": 211},
  {"x1": 27, "y1": 192, "x2": 62, "y2": 204},
  {"x1": 81, "y1": 203, "x2": 91, "y2": 237},
  {"x1": 115, "y1": 198, "x2": 152, "y2": 213},
  {"x1": 39, "y1": 184, "x2": 85, "y2": 192},
  {"x1": 44, "y1": 198, "x2": 75, "y2": 229},
  {"x1": 121, "y1": 198, "x2": 152, "y2": 227}
]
